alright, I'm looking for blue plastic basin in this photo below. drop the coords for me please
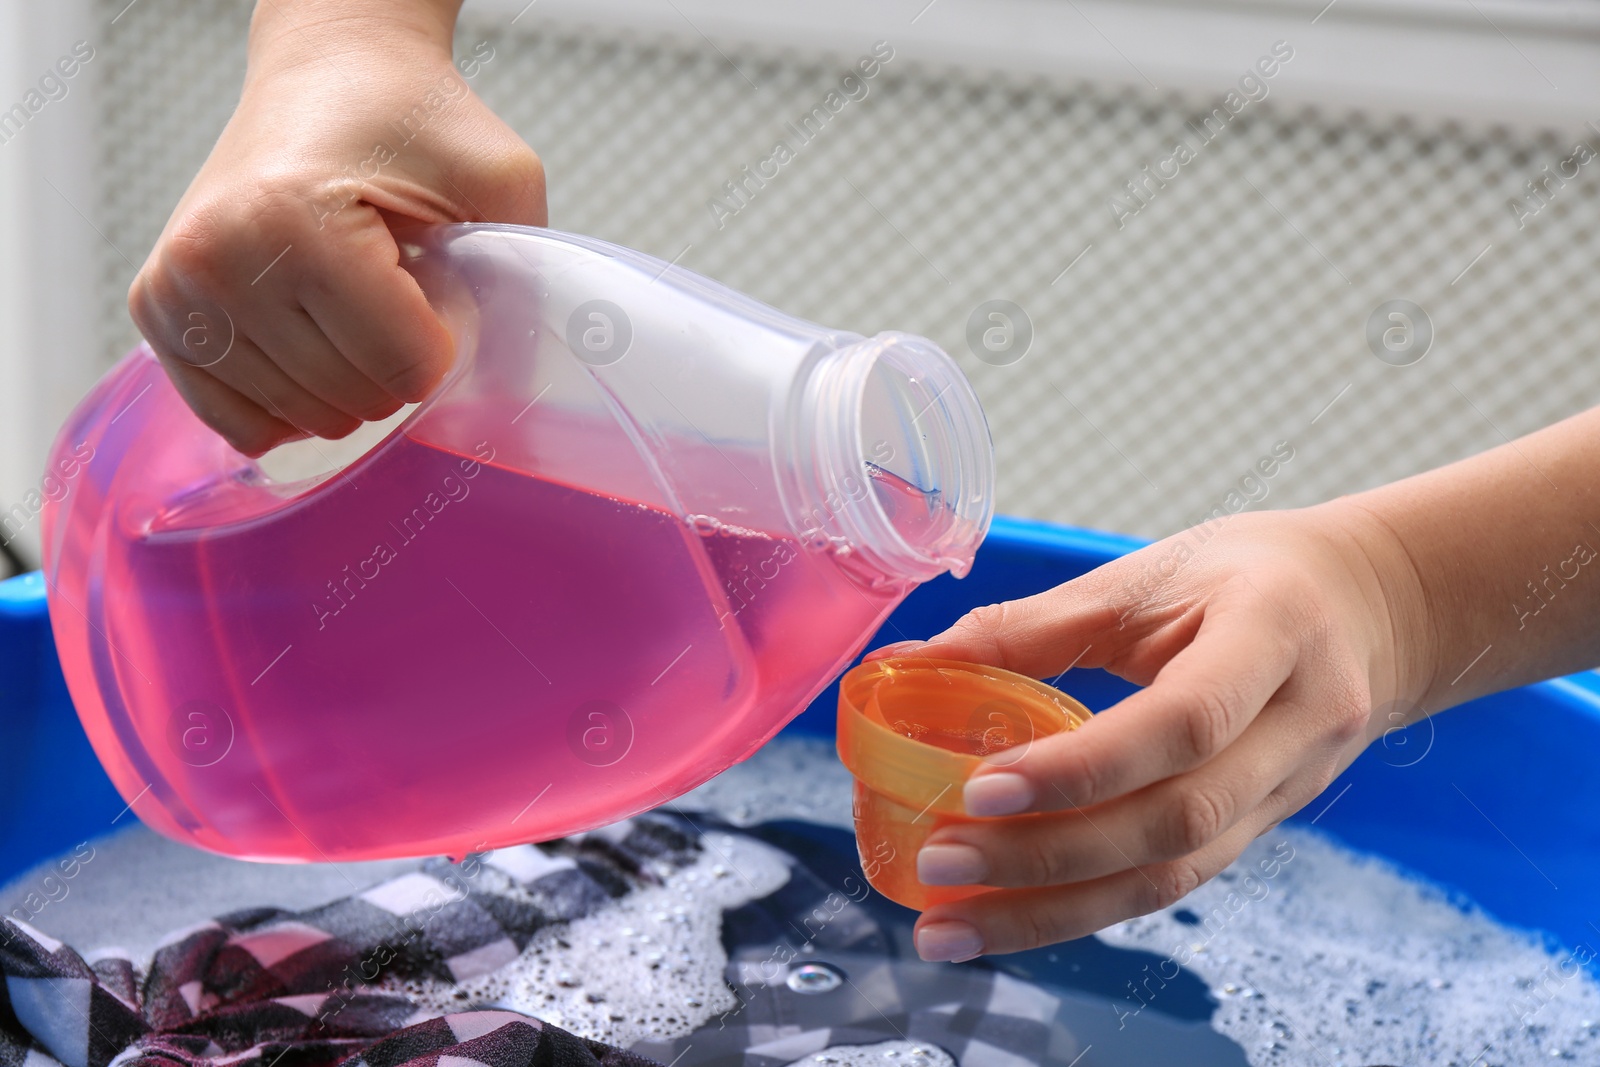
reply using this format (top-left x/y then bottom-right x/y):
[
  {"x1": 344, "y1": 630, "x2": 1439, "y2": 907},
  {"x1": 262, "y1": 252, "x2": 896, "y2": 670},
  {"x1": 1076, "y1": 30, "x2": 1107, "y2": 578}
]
[{"x1": 4, "y1": 516, "x2": 1596, "y2": 957}]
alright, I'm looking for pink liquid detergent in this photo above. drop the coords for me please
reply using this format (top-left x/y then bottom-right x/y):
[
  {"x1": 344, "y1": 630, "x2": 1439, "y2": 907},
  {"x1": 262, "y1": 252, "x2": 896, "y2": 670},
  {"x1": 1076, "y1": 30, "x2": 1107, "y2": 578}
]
[{"x1": 62, "y1": 410, "x2": 908, "y2": 861}]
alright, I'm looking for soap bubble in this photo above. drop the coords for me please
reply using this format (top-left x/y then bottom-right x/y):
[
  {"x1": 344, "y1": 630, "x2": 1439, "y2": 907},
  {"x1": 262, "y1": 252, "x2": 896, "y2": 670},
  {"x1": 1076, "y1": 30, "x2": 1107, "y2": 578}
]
[
  {"x1": 387, "y1": 829, "x2": 790, "y2": 1048},
  {"x1": 1098, "y1": 827, "x2": 1600, "y2": 1067},
  {"x1": 784, "y1": 1043, "x2": 955, "y2": 1067},
  {"x1": 786, "y1": 961, "x2": 846, "y2": 994}
]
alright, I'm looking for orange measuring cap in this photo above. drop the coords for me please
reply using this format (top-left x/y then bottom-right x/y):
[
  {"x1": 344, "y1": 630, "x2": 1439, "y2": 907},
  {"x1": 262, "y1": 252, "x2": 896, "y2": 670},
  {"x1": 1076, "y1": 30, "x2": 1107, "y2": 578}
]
[{"x1": 837, "y1": 656, "x2": 1091, "y2": 910}]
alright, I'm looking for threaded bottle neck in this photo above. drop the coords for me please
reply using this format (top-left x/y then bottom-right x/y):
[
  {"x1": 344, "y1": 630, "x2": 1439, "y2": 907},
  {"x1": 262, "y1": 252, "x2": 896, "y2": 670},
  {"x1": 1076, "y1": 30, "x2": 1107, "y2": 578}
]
[{"x1": 784, "y1": 332, "x2": 994, "y2": 585}]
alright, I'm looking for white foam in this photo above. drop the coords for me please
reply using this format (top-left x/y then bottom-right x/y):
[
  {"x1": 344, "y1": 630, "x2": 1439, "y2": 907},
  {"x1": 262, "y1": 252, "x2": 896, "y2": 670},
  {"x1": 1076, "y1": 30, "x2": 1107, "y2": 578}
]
[
  {"x1": 1096, "y1": 827, "x2": 1600, "y2": 1066},
  {"x1": 382, "y1": 831, "x2": 790, "y2": 1047},
  {"x1": 679, "y1": 733, "x2": 856, "y2": 831},
  {"x1": 781, "y1": 1041, "x2": 955, "y2": 1067},
  {"x1": 24, "y1": 735, "x2": 1600, "y2": 1065},
  {"x1": 709, "y1": 739, "x2": 1600, "y2": 1066}
]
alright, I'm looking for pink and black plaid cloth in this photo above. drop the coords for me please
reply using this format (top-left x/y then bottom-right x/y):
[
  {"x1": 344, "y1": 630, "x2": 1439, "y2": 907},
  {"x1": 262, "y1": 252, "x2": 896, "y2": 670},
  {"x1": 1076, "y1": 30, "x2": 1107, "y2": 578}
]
[
  {"x1": 0, "y1": 813, "x2": 1295, "y2": 1067},
  {"x1": 0, "y1": 816, "x2": 694, "y2": 1067}
]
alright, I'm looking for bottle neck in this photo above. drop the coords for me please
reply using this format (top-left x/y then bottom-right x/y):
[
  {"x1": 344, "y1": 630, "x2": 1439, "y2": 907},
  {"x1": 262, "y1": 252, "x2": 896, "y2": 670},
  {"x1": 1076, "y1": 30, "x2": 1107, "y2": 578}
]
[{"x1": 783, "y1": 333, "x2": 994, "y2": 585}]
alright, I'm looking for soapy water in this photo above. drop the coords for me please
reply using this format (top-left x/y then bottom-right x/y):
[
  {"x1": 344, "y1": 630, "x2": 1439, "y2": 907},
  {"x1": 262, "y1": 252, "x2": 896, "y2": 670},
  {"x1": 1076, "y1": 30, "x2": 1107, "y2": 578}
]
[
  {"x1": 16, "y1": 732, "x2": 1597, "y2": 1065},
  {"x1": 1098, "y1": 830, "x2": 1600, "y2": 1066},
  {"x1": 382, "y1": 829, "x2": 792, "y2": 1047},
  {"x1": 679, "y1": 733, "x2": 857, "y2": 830},
  {"x1": 681, "y1": 737, "x2": 1600, "y2": 1067},
  {"x1": 783, "y1": 1041, "x2": 954, "y2": 1067}
]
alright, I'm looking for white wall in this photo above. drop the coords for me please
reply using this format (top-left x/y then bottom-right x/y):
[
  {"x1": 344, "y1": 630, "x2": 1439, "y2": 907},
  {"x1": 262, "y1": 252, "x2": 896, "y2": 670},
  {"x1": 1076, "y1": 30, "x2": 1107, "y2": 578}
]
[{"x1": 0, "y1": 0, "x2": 98, "y2": 570}]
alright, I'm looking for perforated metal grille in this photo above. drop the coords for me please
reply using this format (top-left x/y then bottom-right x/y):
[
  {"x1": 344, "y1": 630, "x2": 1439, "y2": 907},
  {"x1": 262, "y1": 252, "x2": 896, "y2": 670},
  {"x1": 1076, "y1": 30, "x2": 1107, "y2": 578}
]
[{"x1": 94, "y1": 1, "x2": 1600, "y2": 539}]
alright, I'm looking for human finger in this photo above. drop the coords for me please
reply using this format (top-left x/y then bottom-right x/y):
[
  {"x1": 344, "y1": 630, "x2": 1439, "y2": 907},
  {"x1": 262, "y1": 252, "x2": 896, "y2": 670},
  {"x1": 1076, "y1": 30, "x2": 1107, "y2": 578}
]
[
  {"x1": 920, "y1": 694, "x2": 1321, "y2": 889},
  {"x1": 150, "y1": 346, "x2": 305, "y2": 456},
  {"x1": 961, "y1": 581, "x2": 1298, "y2": 819},
  {"x1": 236, "y1": 299, "x2": 406, "y2": 422},
  {"x1": 912, "y1": 800, "x2": 1292, "y2": 960},
  {"x1": 297, "y1": 214, "x2": 455, "y2": 404}
]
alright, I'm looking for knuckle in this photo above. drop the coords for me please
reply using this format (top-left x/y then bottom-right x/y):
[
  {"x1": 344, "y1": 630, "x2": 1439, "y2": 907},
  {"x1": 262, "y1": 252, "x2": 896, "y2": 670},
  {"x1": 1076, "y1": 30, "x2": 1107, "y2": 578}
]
[
  {"x1": 1182, "y1": 684, "x2": 1236, "y2": 764},
  {"x1": 361, "y1": 395, "x2": 407, "y2": 422},
  {"x1": 127, "y1": 272, "x2": 162, "y2": 337},
  {"x1": 958, "y1": 602, "x2": 1009, "y2": 638},
  {"x1": 500, "y1": 142, "x2": 545, "y2": 185},
  {"x1": 160, "y1": 213, "x2": 229, "y2": 287},
  {"x1": 1329, "y1": 709, "x2": 1366, "y2": 748},
  {"x1": 1052, "y1": 743, "x2": 1104, "y2": 809},
  {"x1": 210, "y1": 416, "x2": 276, "y2": 458},
  {"x1": 474, "y1": 140, "x2": 547, "y2": 224},
  {"x1": 1167, "y1": 788, "x2": 1226, "y2": 857},
  {"x1": 950, "y1": 602, "x2": 1014, "y2": 665},
  {"x1": 318, "y1": 413, "x2": 363, "y2": 440},
  {"x1": 250, "y1": 186, "x2": 315, "y2": 225},
  {"x1": 1145, "y1": 859, "x2": 1204, "y2": 913},
  {"x1": 378, "y1": 358, "x2": 442, "y2": 403},
  {"x1": 164, "y1": 190, "x2": 307, "y2": 286},
  {"x1": 131, "y1": 257, "x2": 203, "y2": 337},
  {"x1": 1013, "y1": 904, "x2": 1066, "y2": 952},
  {"x1": 1258, "y1": 784, "x2": 1296, "y2": 828},
  {"x1": 1019, "y1": 833, "x2": 1070, "y2": 887},
  {"x1": 1328, "y1": 692, "x2": 1370, "y2": 747}
]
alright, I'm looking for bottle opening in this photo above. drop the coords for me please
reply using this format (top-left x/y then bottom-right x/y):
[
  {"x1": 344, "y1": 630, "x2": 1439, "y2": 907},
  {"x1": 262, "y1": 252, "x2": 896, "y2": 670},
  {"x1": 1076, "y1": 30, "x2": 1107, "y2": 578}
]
[
  {"x1": 797, "y1": 333, "x2": 994, "y2": 583},
  {"x1": 859, "y1": 356, "x2": 962, "y2": 559}
]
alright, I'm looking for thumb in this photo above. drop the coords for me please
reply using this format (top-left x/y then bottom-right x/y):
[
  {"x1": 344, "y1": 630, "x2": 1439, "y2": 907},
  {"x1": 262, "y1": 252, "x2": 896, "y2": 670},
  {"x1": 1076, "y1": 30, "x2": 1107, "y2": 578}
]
[{"x1": 869, "y1": 568, "x2": 1134, "y2": 679}]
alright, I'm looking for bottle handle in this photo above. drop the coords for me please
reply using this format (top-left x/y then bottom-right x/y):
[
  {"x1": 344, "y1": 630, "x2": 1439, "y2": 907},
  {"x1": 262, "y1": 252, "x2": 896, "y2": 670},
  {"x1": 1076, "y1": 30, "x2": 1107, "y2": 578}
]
[{"x1": 58, "y1": 225, "x2": 480, "y2": 536}]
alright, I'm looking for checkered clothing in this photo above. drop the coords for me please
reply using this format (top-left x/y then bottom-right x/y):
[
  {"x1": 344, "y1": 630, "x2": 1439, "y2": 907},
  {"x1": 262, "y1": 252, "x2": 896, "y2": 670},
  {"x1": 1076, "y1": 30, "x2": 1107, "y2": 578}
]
[
  {"x1": 0, "y1": 811, "x2": 1309, "y2": 1067},
  {"x1": 644, "y1": 954, "x2": 1073, "y2": 1067},
  {"x1": 0, "y1": 816, "x2": 693, "y2": 1067},
  {"x1": 633, "y1": 823, "x2": 1081, "y2": 1067}
]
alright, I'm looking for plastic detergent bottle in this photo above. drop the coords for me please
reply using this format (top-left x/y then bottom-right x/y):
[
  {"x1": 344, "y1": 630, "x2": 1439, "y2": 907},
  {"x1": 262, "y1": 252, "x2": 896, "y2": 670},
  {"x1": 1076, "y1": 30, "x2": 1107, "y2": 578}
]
[{"x1": 41, "y1": 225, "x2": 994, "y2": 863}]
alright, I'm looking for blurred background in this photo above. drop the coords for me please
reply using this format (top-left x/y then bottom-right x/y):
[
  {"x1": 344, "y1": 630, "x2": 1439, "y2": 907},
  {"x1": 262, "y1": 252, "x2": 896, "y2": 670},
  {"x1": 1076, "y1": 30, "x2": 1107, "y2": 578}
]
[{"x1": 2, "y1": 0, "x2": 1598, "y2": 577}]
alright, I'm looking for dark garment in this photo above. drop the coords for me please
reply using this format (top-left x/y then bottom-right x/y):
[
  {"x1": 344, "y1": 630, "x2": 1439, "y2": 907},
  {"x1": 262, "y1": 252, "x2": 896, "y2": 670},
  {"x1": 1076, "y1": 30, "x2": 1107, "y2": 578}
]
[
  {"x1": 0, "y1": 813, "x2": 1278, "y2": 1067},
  {"x1": 0, "y1": 816, "x2": 692, "y2": 1067},
  {"x1": 638, "y1": 819, "x2": 1253, "y2": 1067}
]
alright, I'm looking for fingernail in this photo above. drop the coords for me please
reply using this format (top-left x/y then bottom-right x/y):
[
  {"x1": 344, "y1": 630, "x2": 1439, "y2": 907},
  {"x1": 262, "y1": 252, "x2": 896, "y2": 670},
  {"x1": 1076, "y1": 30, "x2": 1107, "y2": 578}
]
[
  {"x1": 964, "y1": 772, "x2": 1034, "y2": 817},
  {"x1": 917, "y1": 843, "x2": 988, "y2": 886},
  {"x1": 915, "y1": 920, "x2": 984, "y2": 963},
  {"x1": 865, "y1": 641, "x2": 928, "y2": 662}
]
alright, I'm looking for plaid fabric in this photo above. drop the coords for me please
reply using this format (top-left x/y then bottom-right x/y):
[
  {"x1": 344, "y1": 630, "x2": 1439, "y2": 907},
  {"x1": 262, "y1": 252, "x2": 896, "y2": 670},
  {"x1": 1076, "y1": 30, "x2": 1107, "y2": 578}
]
[
  {"x1": 642, "y1": 953, "x2": 1072, "y2": 1067},
  {"x1": 633, "y1": 822, "x2": 1081, "y2": 1067},
  {"x1": 0, "y1": 811, "x2": 1360, "y2": 1067},
  {"x1": 639, "y1": 820, "x2": 1280, "y2": 1067},
  {"x1": 0, "y1": 816, "x2": 694, "y2": 1067}
]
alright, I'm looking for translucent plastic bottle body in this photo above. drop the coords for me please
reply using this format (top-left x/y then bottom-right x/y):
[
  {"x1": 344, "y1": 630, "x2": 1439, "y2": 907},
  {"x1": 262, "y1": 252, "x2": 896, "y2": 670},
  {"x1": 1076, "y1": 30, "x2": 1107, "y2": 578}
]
[{"x1": 42, "y1": 226, "x2": 993, "y2": 861}]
